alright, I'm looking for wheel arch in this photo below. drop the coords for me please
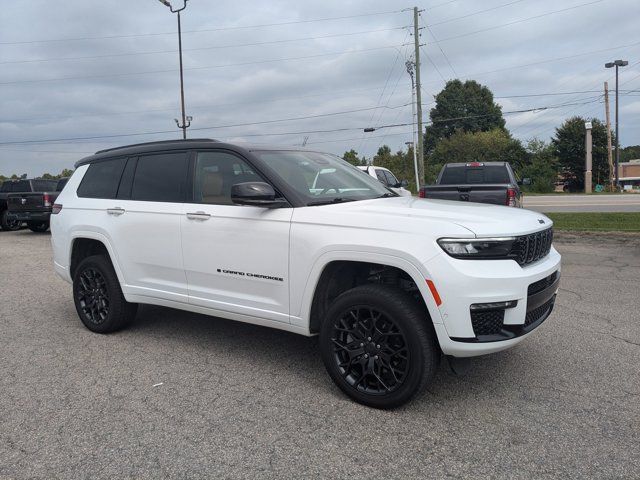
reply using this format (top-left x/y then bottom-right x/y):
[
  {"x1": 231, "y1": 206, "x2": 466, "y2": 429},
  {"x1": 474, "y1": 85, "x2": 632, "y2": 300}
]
[
  {"x1": 69, "y1": 232, "x2": 125, "y2": 286},
  {"x1": 302, "y1": 252, "x2": 443, "y2": 334}
]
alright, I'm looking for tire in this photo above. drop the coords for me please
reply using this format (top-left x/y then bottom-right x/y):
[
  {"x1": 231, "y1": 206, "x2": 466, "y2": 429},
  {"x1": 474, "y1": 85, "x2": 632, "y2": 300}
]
[
  {"x1": 0, "y1": 210, "x2": 21, "y2": 231},
  {"x1": 72, "y1": 255, "x2": 138, "y2": 333},
  {"x1": 319, "y1": 284, "x2": 439, "y2": 409},
  {"x1": 27, "y1": 221, "x2": 49, "y2": 233}
]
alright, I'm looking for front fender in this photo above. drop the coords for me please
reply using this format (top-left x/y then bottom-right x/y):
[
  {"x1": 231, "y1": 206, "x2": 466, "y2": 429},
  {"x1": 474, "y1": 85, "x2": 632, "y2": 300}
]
[{"x1": 290, "y1": 248, "x2": 444, "y2": 332}]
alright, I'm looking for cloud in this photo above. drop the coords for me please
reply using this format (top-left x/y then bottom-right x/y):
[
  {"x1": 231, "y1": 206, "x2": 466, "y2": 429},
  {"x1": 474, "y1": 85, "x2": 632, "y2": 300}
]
[{"x1": 0, "y1": 0, "x2": 638, "y2": 176}]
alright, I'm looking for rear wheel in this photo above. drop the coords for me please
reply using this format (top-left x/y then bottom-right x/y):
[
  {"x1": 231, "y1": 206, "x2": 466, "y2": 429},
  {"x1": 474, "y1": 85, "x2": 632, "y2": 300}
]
[
  {"x1": 27, "y1": 221, "x2": 49, "y2": 233},
  {"x1": 0, "y1": 210, "x2": 21, "y2": 231},
  {"x1": 73, "y1": 255, "x2": 137, "y2": 333},
  {"x1": 320, "y1": 284, "x2": 439, "y2": 409}
]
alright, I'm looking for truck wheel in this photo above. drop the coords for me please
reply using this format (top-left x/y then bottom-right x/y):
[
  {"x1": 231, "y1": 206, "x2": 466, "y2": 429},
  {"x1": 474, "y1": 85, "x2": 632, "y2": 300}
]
[
  {"x1": 72, "y1": 255, "x2": 138, "y2": 333},
  {"x1": 0, "y1": 210, "x2": 21, "y2": 231},
  {"x1": 320, "y1": 284, "x2": 439, "y2": 409},
  {"x1": 27, "y1": 221, "x2": 49, "y2": 233}
]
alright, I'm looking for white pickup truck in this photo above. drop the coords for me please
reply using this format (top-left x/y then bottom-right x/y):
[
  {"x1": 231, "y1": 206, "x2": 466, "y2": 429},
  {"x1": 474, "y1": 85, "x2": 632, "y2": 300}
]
[{"x1": 51, "y1": 139, "x2": 561, "y2": 408}]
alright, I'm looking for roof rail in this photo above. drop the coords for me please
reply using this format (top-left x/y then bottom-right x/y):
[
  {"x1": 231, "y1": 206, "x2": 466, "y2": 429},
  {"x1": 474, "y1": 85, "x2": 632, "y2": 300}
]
[{"x1": 94, "y1": 138, "x2": 218, "y2": 155}]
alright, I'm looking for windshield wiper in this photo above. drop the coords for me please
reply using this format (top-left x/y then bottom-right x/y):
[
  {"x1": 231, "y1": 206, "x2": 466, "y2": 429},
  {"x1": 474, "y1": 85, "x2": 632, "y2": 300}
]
[
  {"x1": 307, "y1": 197, "x2": 357, "y2": 206},
  {"x1": 376, "y1": 192, "x2": 397, "y2": 198}
]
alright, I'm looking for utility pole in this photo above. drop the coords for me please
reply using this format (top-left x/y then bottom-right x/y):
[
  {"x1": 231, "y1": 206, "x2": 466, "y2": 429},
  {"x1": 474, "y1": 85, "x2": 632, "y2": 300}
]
[
  {"x1": 604, "y1": 82, "x2": 614, "y2": 189},
  {"x1": 413, "y1": 7, "x2": 425, "y2": 187},
  {"x1": 605, "y1": 59, "x2": 628, "y2": 188},
  {"x1": 406, "y1": 61, "x2": 420, "y2": 191},
  {"x1": 584, "y1": 122, "x2": 593, "y2": 194}
]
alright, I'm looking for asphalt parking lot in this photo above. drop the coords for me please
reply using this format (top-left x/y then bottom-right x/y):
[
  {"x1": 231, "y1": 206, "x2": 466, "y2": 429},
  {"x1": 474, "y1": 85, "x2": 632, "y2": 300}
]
[{"x1": 1, "y1": 231, "x2": 639, "y2": 479}]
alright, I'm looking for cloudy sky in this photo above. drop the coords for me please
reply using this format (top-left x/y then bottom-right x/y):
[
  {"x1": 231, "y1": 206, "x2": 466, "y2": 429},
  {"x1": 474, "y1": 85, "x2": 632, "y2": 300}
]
[{"x1": 1, "y1": 0, "x2": 639, "y2": 176}]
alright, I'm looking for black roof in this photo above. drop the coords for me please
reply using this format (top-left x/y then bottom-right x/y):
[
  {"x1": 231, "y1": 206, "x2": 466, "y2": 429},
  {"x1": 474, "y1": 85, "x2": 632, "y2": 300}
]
[{"x1": 74, "y1": 138, "x2": 317, "y2": 168}]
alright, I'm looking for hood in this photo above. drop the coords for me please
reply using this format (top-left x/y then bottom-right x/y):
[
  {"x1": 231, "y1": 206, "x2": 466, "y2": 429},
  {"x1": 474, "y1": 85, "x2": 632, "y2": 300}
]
[{"x1": 297, "y1": 196, "x2": 552, "y2": 238}]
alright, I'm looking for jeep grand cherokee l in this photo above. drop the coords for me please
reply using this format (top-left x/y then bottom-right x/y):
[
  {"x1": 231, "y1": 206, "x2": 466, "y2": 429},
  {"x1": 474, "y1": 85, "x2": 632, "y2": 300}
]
[{"x1": 51, "y1": 139, "x2": 561, "y2": 409}]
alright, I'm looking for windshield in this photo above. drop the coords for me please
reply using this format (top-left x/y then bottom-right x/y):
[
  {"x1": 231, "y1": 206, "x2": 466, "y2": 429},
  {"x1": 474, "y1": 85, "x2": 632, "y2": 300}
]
[{"x1": 254, "y1": 150, "x2": 394, "y2": 205}]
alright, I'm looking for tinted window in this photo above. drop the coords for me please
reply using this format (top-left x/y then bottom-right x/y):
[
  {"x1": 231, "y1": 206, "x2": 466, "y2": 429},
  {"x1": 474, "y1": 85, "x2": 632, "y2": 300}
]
[
  {"x1": 32, "y1": 180, "x2": 57, "y2": 191},
  {"x1": 131, "y1": 152, "x2": 188, "y2": 202},
  {"x1": 383, "y1": 170, "x2": 399, "y2": 186},
  {"x1": 12, "y1": 181, "x2": 30, "y2": 192},
  {"x1": 0, "y1": 182, "x2": 9, "y2": 192},
  {"x1": 77, "y1": 158, "x2": 127, "y2": 199},
  {"x1": 375, "y1": 169, "x2": 388, "y2": 185},
  {"x1": 439, "y1": 165, "x2": 511, "y2": 185},
  {"x1": 55, "y1": 178, "x2": 69, "y2": 192},
  {"x1": 193, "y1": 151, "x2": 264, "y2": 205}
]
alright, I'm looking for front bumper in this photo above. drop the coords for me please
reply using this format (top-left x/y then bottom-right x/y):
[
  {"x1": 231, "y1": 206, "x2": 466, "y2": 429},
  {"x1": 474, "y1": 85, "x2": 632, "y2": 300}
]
[
  {"x1": 7, "y1": 211, "x2": 51, "y2": 222},
  {"x1": 425, "y1": 246, "x2": 561, "y2": 357}
]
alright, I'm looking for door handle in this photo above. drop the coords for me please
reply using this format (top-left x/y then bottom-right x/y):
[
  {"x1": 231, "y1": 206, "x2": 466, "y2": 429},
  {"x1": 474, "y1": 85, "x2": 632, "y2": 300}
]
[
  {"x1": 107, "y1": 207, "x2": 125, "y2": 216},
  {"x1": 186, "y1": 211, "x2": 211, "y2": 220}
]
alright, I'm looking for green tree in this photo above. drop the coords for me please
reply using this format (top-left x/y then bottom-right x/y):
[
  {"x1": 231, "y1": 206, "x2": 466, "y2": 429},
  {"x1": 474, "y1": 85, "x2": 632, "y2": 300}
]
[
  {"x1": 552, "y1": 117, "x2": 610, "y2": 190},
  {"x1": 59, "y1": 168, "x2": 74, "y2": 178},
  {"x1": 372, "y1": 145, "x2": 418, "y2": 193},
  {"x1": 428, "y1": 129, "x2": 527, "y2": 183},
  {"x1": 342, "y1": 149, "x2": 364, "y2": 166},
  {"x1": 518, "y1": 139, "x2": 558, "y2": 193},
  {"x1": 424, "y1": 79, "x2": 505, "y2": 155},
  {"x1": 620, "y1": 145, "x2": 640, "y2": 162}
]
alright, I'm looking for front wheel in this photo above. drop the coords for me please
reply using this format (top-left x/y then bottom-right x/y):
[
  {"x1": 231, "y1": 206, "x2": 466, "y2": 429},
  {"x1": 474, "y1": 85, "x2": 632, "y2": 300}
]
[
  {"x1": 320, "y1": 284, "x2": 439, "y2": 409},
  {"x1": 73, "y1": 255, "x2": 138, "y2": 333},
  {"x1": 0, "y1": 210, "x2": 21, "y2": 231},
  {"x1": 27, "y1": 221, "x2": 49, "y2": 232}
]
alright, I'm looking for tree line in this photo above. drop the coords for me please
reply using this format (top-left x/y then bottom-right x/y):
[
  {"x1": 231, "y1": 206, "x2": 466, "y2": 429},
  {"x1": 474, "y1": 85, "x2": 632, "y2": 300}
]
[
  {"x1": 0, "y1": 169, "x2": 74, "y2": 183},
  {"x1": 344, "y1": 79, "x2": 639, "y2": 193}
]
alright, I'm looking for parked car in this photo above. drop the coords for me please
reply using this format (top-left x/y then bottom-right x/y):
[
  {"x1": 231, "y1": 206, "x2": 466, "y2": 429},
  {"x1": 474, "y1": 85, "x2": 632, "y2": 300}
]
[
  {"x1": 419, "y1": 162, "x2": 529, "y2": 207},
  {"x1": 0, "y1": 178, "x2": 59, "y2": 231},
  {"x1": 51, "y1": 140, "x2": 560, "y2": 409},
  {"x1": 358, "y1": 165, "x2": 412, "y2": 196},
  {"x1": 7, "y1": 178, "x2": 69, "y2": 232}
]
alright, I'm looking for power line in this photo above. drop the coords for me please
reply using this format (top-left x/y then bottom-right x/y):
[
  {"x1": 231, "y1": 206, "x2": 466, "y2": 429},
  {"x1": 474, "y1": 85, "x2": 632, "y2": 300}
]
[
  {"x1": 0, "y1": 9, "x2": 409, "y2": 46},
  {"x1": 0, "y1": 27, "x2": 407, "y2": 65},
  {"x1": 0, "y1": 100, "x2": 604, "y2": 147},
  {"x1": 427, "y1": 0, "x2": 527, "y2": 27},
  {"x1": 436, "y1": 0, "x2": 604, "y2": 43},
  {"x1": 0, "y1": 45, "x2": 406, "y2": 86}
]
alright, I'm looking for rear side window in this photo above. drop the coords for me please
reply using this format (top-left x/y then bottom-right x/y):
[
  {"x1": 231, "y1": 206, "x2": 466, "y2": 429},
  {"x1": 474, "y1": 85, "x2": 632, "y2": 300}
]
[
  {"x1": 131, "y1": 152, "x2": 188, "y2": 202},
  {"x1": 77, "y1": 158, "x2": 127, "y2": 199},
  {"x1": 383, "y1": 170, "x2": 398, "y2": 186}
]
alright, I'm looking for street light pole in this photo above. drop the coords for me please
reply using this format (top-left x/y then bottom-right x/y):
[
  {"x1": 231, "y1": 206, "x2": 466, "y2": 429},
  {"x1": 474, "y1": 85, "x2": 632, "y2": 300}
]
[
  {"x1": 158, "y1": 0, "x2": 191, "y2": 139},
  {"x1": 605, "y1": 59, "x2": 628, "y2": 187}
]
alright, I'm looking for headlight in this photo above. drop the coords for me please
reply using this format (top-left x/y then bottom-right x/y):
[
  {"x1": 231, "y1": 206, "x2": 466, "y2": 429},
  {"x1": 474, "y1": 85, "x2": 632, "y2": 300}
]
[{"x1": 437, "y1": 237, "x2": 516, "y2": 260}]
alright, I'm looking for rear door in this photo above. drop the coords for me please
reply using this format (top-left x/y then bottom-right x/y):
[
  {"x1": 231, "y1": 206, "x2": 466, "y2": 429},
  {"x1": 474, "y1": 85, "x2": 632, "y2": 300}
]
[{"x1": 181, "y1": 150, "x2": 292, "y2": 324}]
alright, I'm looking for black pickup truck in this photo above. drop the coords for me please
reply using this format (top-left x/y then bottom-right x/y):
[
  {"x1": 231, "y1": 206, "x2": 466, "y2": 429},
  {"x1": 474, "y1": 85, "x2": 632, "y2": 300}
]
[
  {"x1": 419, "y1": 162, "x2": 529, "y2": 207},
  {"x1": 4, "y1": 178, "x2": 68, "y2": 232}
]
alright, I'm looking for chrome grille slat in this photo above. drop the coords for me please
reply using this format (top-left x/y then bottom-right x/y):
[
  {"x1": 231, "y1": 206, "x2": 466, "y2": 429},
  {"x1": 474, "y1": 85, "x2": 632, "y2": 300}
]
[{"x1": 510, "y1": 227, "x2": 553, "y2": 266}]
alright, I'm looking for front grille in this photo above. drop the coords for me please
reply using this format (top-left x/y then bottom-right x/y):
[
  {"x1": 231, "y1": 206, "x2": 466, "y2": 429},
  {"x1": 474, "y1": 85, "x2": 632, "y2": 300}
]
[
  {"x1": 528, "y1": 271, "x2": 559, "y2": 296},
  {"x1": 525, "y1": 297, "x2": 555, "y2": 327},
  {"x1": 510, "y1": 227, "x2": 553, "y2": 266},
  {"x1": 471, "y1": 309, "x2": 504, "y2": 336}
]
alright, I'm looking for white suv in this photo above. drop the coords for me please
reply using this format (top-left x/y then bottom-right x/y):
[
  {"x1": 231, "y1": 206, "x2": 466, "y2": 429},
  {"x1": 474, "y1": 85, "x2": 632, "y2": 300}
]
[
  {"x1": 357, "y1": 165, "x2": 412, "y2": 196},
  {"x1": 51, "y1": 139, "x2": 561, "y2": 408}
]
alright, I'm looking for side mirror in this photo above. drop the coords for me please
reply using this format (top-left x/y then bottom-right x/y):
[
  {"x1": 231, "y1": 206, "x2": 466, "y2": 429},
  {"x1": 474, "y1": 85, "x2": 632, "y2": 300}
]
[
  {"x1": 399, "y1": 179, "x2": 409, "y2": 188},
  {"x1": 522, "y1": 178, "x2": 532, "y2": 186},
  {"x1": 231, "y1": 182, "x2": 287, "y2": 208}
]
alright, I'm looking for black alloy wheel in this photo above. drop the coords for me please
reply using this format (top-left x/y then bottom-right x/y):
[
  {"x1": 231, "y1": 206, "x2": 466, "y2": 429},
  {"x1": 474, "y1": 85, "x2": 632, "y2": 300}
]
[
  {"x1": 1, "y1": 210, "x2": 21, "y2": 231},
  {"x1": 320, "y1": 284, "x2": 439, "y2": 409},
  {"x1": 72, "y1": 255, "x2": 137, "y2": 333},
  {"x1": 27, "y1": 221, "x2": 49, "y2": 233},
  {"x1": 76, "y1": 267, "x2": 110, "y2": 325},
  {"x1": 331, "y1": 306, "x2": 409, "y2": 395}
]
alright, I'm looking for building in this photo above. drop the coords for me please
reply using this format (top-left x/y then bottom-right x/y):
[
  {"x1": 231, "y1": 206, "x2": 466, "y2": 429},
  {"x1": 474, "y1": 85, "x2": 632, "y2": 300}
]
[{"x1": 619, "y1": 159, "x2": 640, "y2": 189}]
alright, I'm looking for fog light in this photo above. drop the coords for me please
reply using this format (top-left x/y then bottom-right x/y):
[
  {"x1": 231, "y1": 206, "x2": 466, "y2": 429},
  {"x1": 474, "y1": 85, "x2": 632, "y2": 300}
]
[{"x1": 470, "y1": 300, "x2": 518, "y2": 311}]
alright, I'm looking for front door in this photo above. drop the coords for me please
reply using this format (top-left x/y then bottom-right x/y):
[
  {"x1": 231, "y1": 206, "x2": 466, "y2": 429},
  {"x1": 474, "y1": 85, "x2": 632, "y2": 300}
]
[{"x1": 181, "y1": 150, "x2": 292, "y2": 324}]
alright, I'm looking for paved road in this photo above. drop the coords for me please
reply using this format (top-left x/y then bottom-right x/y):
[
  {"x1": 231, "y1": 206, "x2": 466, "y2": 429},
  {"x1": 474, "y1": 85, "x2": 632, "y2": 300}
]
[
  {"x1": 1, "y1": 231, "x2": 639, "y2": 479},
  {"x1": 524, "y1": 194, "x2": 640, "y2": 212}
]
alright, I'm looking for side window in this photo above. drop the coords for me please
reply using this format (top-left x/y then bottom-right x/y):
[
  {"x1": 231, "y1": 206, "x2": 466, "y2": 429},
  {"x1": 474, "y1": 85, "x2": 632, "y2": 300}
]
[
  {"x1": 14, "y1": 181, "x2": 30, "y2": 192},
  {"x1": 193, "y1": 151, "x2": 265, "y2": 205},
  {"x1": 131, "y1": 152, "x2": 188, "y2": 202},
  {"x1": 375, "y1": 169, "x2": 388, "y2": 186},
  {"x1": 383, "y1": 170, "x2": 399, "y2": 186},
  {"x1": 77, "y1": 157, "x2": 127, "y2": 199}
]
